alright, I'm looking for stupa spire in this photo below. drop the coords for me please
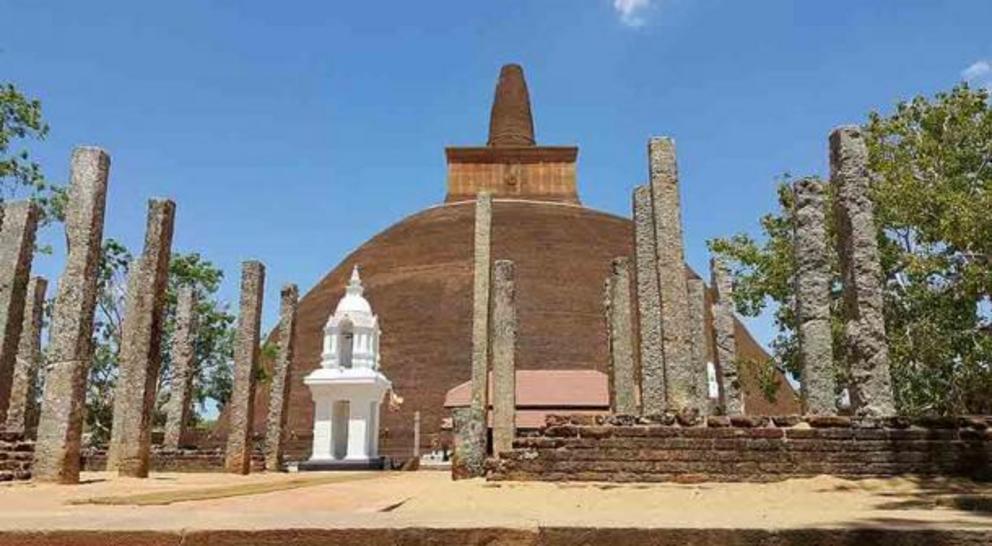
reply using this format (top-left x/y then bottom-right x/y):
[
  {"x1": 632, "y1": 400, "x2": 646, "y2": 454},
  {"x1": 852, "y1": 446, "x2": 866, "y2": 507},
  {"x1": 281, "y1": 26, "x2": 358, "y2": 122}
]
[
  {"x1": 347, "y1": 265, "x2": 364, "y2": 296},
  {"x1": 487, "y1": 64, "x2": 536, "y2": 147}
]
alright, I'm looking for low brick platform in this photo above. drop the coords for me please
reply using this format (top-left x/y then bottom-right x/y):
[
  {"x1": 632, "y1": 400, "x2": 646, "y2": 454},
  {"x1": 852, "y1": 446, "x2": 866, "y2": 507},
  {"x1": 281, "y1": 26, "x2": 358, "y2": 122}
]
[
  {"x1": 488, "y1": 414, "x2": 992, "y2": 483},
  {"x1": 82, "y1": 447, "x2": 265, "y2": 473},
  {"x1": 0, "y1": 430, "x2": 34, "y2": 481}
]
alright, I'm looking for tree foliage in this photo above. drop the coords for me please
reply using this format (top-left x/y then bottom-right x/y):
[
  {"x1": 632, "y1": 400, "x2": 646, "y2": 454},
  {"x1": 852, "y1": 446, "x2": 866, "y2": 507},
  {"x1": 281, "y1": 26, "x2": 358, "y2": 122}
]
[
  {"x1": 710, "y1": 84, "x2": 992, "y2": 415},
  {"x1": 86, "y1": 239, "x2": 236, "y2": 444},
  {"x1": 0, "y1": 83, "x2": 64, "y2": 223}
]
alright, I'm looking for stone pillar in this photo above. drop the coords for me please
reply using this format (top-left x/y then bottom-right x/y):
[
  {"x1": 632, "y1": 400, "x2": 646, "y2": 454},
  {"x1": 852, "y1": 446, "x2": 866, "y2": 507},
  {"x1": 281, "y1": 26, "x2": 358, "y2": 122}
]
[
  {"x1": 4, "y1": 276, "x2": 47, "y2": 433},
  {"x1": 648, "y1": 137, "x2": 694, "y2": 410},
  {"x1": 107, "y1": 199, "x2": 175, "y2": 477},
  {"x1": 264, "y1": 283, "x2": 299, "y2": 471},
  {"x1": 0, "y1": 201, "x2": 40, "y2": 420},
  {"x1": 465, "y1": 192, "x2": 492, "y2": 477},
  {"x1": 451, "y1": 406, "x2": 485, "y2": 480},
  {"x1": 413, "y1": 410, "x2": 421, "y2": 458},
  {"x1": 163, "y1": 286, "x2": 197, "y2": 450},
  {"x1": 830, "y1": 126, "x2": 895, "y2": 417},
  {"x1": 605, "y1": 257, "x2": 637, "y2": 415},
  {"x1": 711, "y1": 257, "x2": 743, "y2": 415},
  {"x1": 686, "y1": 278, "x2": 711, "y2": 415},
  {"x1": 33, "y1": 147, "x2": 110, "y2": 484},
  {"x1": 632, "y1": 185, "x2": 665, "y2": 415},
  {"x1": 225, "y1": 261, "x2": 265, "y2": 474},
  {"x1": 793, "y1": 178, "x2": 838, "y2": 415},
  {"x1": 491, "y1": 260, "x2": 517, "y2": 455}
]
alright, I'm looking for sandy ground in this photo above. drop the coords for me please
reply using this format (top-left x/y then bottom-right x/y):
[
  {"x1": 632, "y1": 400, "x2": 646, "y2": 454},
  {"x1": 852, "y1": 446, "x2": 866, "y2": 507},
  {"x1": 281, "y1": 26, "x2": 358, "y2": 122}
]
[{"x1": 0, "y1": 471, "x2": 989, "y2": 532}]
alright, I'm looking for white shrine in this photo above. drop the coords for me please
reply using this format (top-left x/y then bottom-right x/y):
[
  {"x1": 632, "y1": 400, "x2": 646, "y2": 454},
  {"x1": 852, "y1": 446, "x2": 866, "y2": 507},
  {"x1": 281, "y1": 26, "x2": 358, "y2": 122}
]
[{"x1": 302, "y1": 266, "x2": 391, "y2": 470}]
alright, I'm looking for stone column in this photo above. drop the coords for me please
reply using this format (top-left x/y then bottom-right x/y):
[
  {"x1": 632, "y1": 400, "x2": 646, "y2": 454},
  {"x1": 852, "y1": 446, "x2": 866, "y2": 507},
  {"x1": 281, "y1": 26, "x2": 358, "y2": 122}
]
[
  {"x1": 648, "y1": 137, "x2": 694, "y2": 410},
  {"x1": 632, "y1": 185, "x2": 665, "y2": 415},
  {"x1": 686, "y1": 278, "x2": 711, "y2": 415},
  {"x1": 107, "y1": 199, "x2": 175, "y2": 477},
  {"x1": 33, "y1": 147, "x2": 110, "y2": 484},
  {"x1": 464, "y1": 192, "x2": 492, "y2": 477},
  {"x1": 163, "y1": 286, "x2": 198, "y2": 450},
  {"x1": 793, "y1": 177, "x2": 838, "y2": 415},
  {"x1": 0, "y1": 201, "x2": 40, "y2": 420},
  {"x1": 605, "y1": 257, "x2": 637, "y2": 415},
  {"x1": 451, "y1": 406, "x2": 485, "y2": 480},
  {"x1": 413, "y1": 410, "x2": 421, "y2": 458},
  {"x1": 264, "y1": 283, "x2": 299, "y2": 471},
  {"x1": 491, "y1": 260, "x2": 516, "y2": 455},
  {"x1": 225, "y1": 260, "x2": 265, "y2": 474},
  {"x1": 711, "y1": 257, "x2": 743, "y2": 415},
  {"x1": 4, "y1": 276, "x2": 47, "y2": 433},
  {"x1": 830, "y1": 126, "x2": 895, "y2": 417}
]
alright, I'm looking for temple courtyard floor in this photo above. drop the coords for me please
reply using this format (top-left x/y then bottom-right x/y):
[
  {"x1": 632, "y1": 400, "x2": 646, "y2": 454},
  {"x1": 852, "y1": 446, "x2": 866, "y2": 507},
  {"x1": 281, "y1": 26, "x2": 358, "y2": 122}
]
[{"x1": 0, "y1": 471, "x2": 990, "y2": 545}]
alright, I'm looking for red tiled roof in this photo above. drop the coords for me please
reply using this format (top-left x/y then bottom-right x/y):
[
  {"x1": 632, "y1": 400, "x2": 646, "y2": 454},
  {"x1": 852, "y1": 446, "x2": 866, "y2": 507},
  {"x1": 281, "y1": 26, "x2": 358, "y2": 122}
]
[{"x1": 443, "y1": 369, "x2": 609, "y2": 409}]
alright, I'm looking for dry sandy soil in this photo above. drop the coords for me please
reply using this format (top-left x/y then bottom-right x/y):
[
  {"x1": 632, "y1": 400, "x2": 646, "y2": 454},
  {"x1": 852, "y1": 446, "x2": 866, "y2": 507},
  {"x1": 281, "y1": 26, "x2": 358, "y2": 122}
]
[{"x1": 0, "y1": 470, "x2": 989, "y2": 533}]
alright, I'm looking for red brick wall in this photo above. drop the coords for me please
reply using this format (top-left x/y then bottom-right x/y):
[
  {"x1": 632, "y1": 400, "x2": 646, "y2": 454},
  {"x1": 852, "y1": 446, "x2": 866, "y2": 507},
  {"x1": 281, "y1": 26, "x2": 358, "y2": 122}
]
[{"x1": 489, "y1": 414, "x2": 992, "y2": 483}]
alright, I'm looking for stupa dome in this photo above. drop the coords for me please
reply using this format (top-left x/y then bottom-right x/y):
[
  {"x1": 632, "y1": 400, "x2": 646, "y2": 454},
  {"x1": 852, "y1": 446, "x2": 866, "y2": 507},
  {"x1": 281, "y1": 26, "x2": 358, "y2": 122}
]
[{"x1": 241, "y1": 64, "x2": 798, "y2": 460}]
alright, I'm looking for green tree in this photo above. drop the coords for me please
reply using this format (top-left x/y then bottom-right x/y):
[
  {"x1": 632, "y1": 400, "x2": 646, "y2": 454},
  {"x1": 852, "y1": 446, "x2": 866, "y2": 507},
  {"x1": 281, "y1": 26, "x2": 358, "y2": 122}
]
[
  {"x1": 86, "y1": 239, "x2": 237, "y2": 444},
  {"x1": 0, "y1": 83, "x2": 64, "y2": 223},
  {"x1": 710, "y1": 84, "x2": 992, "y2": 416}
]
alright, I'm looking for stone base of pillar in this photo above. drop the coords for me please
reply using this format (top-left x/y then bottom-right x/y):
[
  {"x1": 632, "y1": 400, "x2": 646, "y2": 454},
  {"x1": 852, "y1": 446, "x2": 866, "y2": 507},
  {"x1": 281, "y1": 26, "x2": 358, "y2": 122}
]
[
  {"x1": 452, "y1": 406, "x2": 487, "y2": 480},
  {"x1": 298, "y1": 457, "x2": 386, "y2": 471}
]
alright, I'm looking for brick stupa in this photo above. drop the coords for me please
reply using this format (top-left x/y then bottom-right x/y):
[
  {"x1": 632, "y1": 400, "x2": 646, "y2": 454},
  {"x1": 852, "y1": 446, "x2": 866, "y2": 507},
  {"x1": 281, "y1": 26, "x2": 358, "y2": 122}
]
[{"x1": 229, "y1": 64, "x2": 798, "y2": 461}]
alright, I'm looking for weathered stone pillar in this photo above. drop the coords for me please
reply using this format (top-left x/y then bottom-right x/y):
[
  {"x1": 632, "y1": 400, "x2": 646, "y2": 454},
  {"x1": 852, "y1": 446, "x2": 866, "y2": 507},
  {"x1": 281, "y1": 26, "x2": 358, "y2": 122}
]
[
  {"x1": 711, "y1": 257, "x2": 743, "y2": 415},
  {"x1": 33, "y1": 147, "x2": 110, "y2": 484},
  {"x1": 491, "y1": 260, "x2": 517, "y2": 455},
  {"x1": 686, "y1": 278, "x2": 711, "y2": 415},
  {"x1": 264, "y1": 283, "x2": 299, "y2": 472},
  {"x1": 830, "y1": 126, "x2": 895, "y2": 417},
  {"x1": 0, "y1": 201, "x2": 40, "y2": 420},
  {"x1": 413, "y1": 410, "x2": 421, "y2": 458},
  {"x1": 605, "y1": 257, "x2": 637, "y2": 415},
  {"x1": 464, "y1": 192, "x2": 492, "y2": 477},
  {"x1": 4, "y1": 276, "x2": 47, "y2": 433},
  {"x1": 648, "y1": 137, "x2": 693, "y2": 410},
  {"x1": 163, "y1": 286, "x2": 197, "y2": 450},
  {"x1": 107, "y1": 199, "x2": 176, "y2": 477},
  {"x1": 632, "y1": 185, "x2": 665, "y2": 415},
  {"x1": 451, "y1": 406, "x2": 485, "y2": 480},
  {"x1": 225, "y1": 260, "x2": 265, "y2": 474},
  {"x1": 793, "y1": 177, "x2": 838, "y2": 415}
]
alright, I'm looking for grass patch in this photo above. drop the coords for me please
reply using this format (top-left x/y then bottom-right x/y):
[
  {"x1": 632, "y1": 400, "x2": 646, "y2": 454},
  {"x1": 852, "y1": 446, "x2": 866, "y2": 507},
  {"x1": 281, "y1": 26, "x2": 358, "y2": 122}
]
[{"x1": 70, "y1": 472, "x2": 387, "y2": 506}]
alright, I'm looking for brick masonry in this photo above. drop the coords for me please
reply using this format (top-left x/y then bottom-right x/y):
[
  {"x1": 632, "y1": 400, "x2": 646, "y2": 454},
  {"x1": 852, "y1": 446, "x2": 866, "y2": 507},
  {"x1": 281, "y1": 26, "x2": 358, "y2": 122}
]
[
  {"x1": 241, "y1": 201, "x2": 799, "y2": 463},
  {"x1": 0, "y1": 429, "x2": 34, "y2": 481},
  {"x1": 489, "y1": 414, "x2": 992, "y2": 483}
]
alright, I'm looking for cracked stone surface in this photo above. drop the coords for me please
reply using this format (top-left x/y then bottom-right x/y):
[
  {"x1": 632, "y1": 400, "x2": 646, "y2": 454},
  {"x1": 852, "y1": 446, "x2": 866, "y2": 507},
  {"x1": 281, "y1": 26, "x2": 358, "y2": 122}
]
[
  {"x1": 163, "y1": 286, "x2": 197, "y2": 451},
  {"x1": 34, "y1": 147, "x2": 110, "y2": 484},
  {"x1": 793, "y1": 177, "x2": 838, "y2": 416},
  {"x1": 605, "y1": 257, "x2": 637, "y2": 416},
  {"x1": 632, "y1": 184, "x2": 665, "y2": 415},
  {"x1": 0, "y1": 201, "x2": 39, "y2": 421},
  {"x1": 490, "y1": 260, "x2": 516, "y2": 456},
  {"x1": 107, "y1": 199, "x2": 175, "y2": 477},
  {"x1": 264, "y1": 283, "x2": 299, "y2": 471},
  {"x1": 711, "y1": 257, "x2": 743, "y2": 415},
  {"x1": 225, "y1": 261, "x2": 265, "y2": 474},
  {"x1": 830, "y1": 126, "x2": 895, "y2": 418},
  {"x1": 648, "y1": 137, "x2": 693, "y2": 411}
]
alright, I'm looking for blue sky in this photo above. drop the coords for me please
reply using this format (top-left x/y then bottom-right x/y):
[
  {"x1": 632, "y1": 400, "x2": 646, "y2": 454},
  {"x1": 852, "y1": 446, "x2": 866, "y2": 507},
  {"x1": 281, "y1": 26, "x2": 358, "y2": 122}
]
[{"x1": 3, "y1": 0, "x2": 992, "y2": 347}]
